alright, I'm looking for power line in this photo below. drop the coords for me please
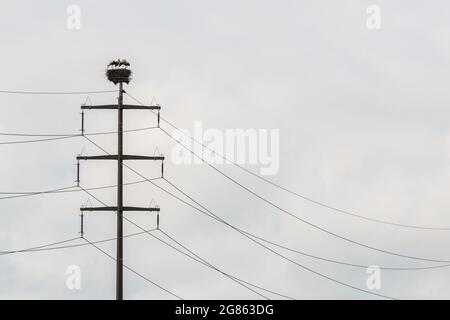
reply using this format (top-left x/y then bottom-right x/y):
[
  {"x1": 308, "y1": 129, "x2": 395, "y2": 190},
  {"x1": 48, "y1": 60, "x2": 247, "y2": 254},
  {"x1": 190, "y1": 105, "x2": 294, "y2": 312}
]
[
  {"x1": 1, "y1": 87, "x2": 440, "y2": 298},
  {"x1": 1, "y1": 86, "x2": 404, "y2": 298},
  {"x1": 0, "y1": 89, "x2": 117, "y2": 95},
  {"x1": 82, "y1": 136, "x2": 397, "y2": 299},
  {"x1": 0, "y1": 237, "x2": 81, "y2": 255},
  {"x1": 239, "y1": 229, "x2": 450, "y2": 271},
  {"x1": 7, "y1": 98, "x2": 447, "y2": 263},
  {"x1": 125, "y1": 218, "x2": 269, "y2": 300},
  {"x1": 1, "y1": 228, "x2": 182, "y2": 298},
  {"x1": 161, "y1": 178, "x2": 450, "y2": 271},
  {"x1": 124, "y1": 91, "x2": 450, "y2": 231},
  {"x1": 0, "y1": 177, "x2": 160, "y2": 200},
  {"x1": 0, "y1": 135, "x2": 78, "y2": 145},
  {"x1": 0, "y1": 132, "x2": 78, "y2": 137},
  {"x1": 0, "y1": 185, "x2": 77, "y2": 199},
  {"x1": 6, "y1": 91, "x2": 450, "y2": 233},
  {"x1": 84, "y1": 134, "x2": 450, "y2": 268},
  {"x1": 0, "y1": 126, "x2": 157, "y2": 137},
  {"x1": 77, "y1": 163, "x2": 272, "y2": 298},
  {"x1": 5, "y1": 171, "x2": 445, "y2": 271},
  {"x1": 83, "y1": 237, "x2": 183, "y2": 300},
  {"x1": 80, "y1": 174, "x2": 309, "y2": 299},
  {"x1": 0, "y1": 228, "x2": 156, "y2": 255},
  {"x1": 85, "y1": 126, "x2": 158, "y2": 137},
  {"x1": 126, "y1": 218, "x2": 280, "y2": 300},
  {"x1": 1, "y1": 88, "x2": 447, "y2": 230},
  {"x1": 3, "y1": 137, "x2": 441, "y2": 272},
  {"x1": 156, "y1": 228, "x2": 296, "y2": 299},
  {"x1": 7, "y1": 130, "x2": 440, "y2": 271},
  {"x1": 158, "y1": 178, "x2": 397, "y2": 300},
  {"x1": 158, "y1": 127, "x2": 450, "y2": 264},
  {"x1": 0, "y1": 126, "x2": 158, "y2": 145},
  {"x1": 78, "y1": 186, "x2": 272, "y2": 300}
]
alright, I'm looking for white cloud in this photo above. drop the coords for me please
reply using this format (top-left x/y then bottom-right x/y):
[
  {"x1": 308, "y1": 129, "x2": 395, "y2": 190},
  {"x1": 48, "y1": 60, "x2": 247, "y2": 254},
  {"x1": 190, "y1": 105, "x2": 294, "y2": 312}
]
[{"x1": 1, "y1": 0, "x2": 450, "y2": 299}]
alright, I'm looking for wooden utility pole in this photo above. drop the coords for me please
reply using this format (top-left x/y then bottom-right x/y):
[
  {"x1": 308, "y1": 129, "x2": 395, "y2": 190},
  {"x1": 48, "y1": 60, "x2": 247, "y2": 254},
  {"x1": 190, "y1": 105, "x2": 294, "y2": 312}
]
[
  {"x1": 117, "y1": 80, "x2": 124, "y2": 300},
  {"x1": 77, "y1": 60, "x2": 163, "y2": 300}
]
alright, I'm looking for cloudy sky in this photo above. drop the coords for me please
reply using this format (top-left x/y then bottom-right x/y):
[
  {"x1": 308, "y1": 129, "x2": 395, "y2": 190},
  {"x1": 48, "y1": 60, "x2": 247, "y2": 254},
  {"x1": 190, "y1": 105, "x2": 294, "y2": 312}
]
[{"x1": 1, "y1": 0, "x2": 450, "y2": 300}]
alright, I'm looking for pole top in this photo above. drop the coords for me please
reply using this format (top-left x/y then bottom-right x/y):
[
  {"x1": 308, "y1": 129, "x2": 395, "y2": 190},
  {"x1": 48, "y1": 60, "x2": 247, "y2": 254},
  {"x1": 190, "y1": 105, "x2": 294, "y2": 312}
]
[{"x1": 106, "y1": 59, "x2": 132, "y2": 85}]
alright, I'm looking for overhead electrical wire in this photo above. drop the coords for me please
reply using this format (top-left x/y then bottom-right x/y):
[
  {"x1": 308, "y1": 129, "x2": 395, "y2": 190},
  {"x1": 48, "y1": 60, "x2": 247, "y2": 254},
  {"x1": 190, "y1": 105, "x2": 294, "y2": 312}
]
[
  {"x1": 0, "y1": 185, "x2": 77, "y2": 199},
  {"x1": 0, "y1": 237, "x2": 81, "y2": 256},
  {"x1": 1, "y1": 88, "x2": 447, "y2": 230},
  {"x1": 7, "y1": 146, "x2": 441, "y2": 271},
  {"x1": 1, "y1": 88, "x2": 443, "y2": 298},
  {"x1": 0, "y1": 126, "x2": 158, "y2": 138},
  {"x1": 0, "y1": 228, "x2": 156, "y2": 256},
  {"x1": 160, "y1": 178, "x2": 450, "y2": 270},
  {"x1": 3, "y1": 90, "x2": 446, "y2": 231},
  {"x1": 156, "y1": 177, "x2": 397, "y2": 300},
  {"x1": 82, "y1": 136, "x2": 397, "y2": 299},
  {"x1": 161, "y1": 177, "x2": 450, "y2": 271},
  {"x1": 0, "y1": 115, "x2": 418, "y2": 294},
  {"x1": 239, "y1": 229, "x2": 450, "y2": 271},
  {"x1": 154, "y1": 228, "x2": 295, "y2": 300},
  {"x1": 0, "y1": 135, "x2": 78, "y2": 145},
  {"x1": 4, "y1": 157, "x2": 443, "y2": 271},
  {"x1": 124, "y1": 91, "x2": 450, "y2": 231},
  {"x1": 1, "y1": 227, "x2": 183, "y2": 299},
  {"x1": 0, "y1": 89, "x2": 117, "y2": 95},
  {"x1": 0, "y1": 177, "x2": 160, "y2": 200},
  {"x1": 0, "y1": 126, "x2": 158, "y2": 145},
  {"x1": 79, "y1": 186, "x2": 277, "y2": 300},
  {"x1": 126, "y1": 221, "x2": 271, "y2": 300},
  {"x1": 83, "y1": 237, "x2": 183, "y2": 300},
  {"x1": 157, "y1": 127, "x2": 450, "y2": 264},
  {"x1": 157, "y1": 121, "x2": 450, "y2": 232},
  {"x1": 84, "y1": 133, "x2": 450, "y2": 269}
]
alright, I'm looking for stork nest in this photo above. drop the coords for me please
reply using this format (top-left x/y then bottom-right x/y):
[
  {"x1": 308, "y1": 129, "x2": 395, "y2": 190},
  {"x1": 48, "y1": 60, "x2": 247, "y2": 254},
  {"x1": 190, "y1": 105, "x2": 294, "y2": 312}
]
[{"x1": 106, "y1": 68, "x2": 132, "y2": 84}]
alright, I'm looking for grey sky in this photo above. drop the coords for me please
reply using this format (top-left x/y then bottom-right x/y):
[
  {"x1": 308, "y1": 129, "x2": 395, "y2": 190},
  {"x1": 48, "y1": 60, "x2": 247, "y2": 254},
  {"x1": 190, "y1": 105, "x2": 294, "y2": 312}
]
[{"x1": 1, "y1": 0, "x2": 450, "y2": 299}]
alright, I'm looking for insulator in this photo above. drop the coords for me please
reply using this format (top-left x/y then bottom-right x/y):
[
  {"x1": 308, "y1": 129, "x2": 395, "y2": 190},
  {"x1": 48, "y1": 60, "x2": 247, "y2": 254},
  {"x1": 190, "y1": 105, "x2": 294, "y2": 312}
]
[
  {"x1": 76, "y1": 160, "x2": 80, "y2": 187},
  {"x1": 81, "y1": 111, "x2": 85, "y2": 136},
  {"x1": 80, "y1": 212, "x2": 84, "y2": 238},
  {"x1": 157, "y1": 213, "x2": 160, "y2": 230}
]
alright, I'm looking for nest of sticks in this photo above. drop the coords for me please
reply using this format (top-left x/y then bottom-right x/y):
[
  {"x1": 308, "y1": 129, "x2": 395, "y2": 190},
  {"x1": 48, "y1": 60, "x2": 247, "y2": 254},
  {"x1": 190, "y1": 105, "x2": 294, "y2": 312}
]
[{"x1": 106, "y1": 68, "x2": 132, "y2": 84}]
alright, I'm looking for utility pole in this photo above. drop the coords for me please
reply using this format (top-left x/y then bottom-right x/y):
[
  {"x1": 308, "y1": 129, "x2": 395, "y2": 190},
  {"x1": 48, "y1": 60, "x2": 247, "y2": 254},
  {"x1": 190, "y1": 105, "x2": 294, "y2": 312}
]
[
  {"x1": 117, "y1": 80, "x2": 124, "y2": 300},
  {"x1": 77, "y1": 60, "x2": 164, "y2": 300}
]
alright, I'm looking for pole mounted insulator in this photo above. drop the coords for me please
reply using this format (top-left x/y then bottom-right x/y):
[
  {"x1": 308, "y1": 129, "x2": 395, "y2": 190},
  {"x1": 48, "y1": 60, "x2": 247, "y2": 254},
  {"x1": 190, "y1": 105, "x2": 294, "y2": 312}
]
[
  {"x1": 80, "y1": 211, "x2": 84, "y2": 238},
  {"x1": 81, "y1": 111, "x2": 85, "y2": 136},
  {"x1": 76, "y1": 160, "x2": 80, "y2": 187},
  {"x1": 157, "y1": 212, "x2": 160, "y2": 230}
]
